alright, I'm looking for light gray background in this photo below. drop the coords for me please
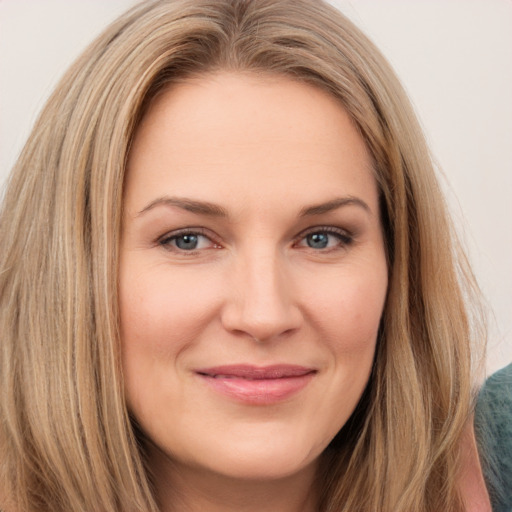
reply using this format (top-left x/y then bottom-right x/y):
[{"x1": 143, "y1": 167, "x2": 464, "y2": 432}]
[{"x1": 1, "y1": 0, "x2": 511, "y2": 375}]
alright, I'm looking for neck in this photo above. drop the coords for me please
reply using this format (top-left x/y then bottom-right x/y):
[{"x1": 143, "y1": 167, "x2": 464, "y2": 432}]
[{"x1": 149, "y1": 448, "x2": 319, "y2": 512}]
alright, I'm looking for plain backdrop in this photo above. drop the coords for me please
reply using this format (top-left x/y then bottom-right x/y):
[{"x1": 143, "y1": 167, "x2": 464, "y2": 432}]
[{"x1": 0, "y1": 0, "x2": 511, "y2": 375}]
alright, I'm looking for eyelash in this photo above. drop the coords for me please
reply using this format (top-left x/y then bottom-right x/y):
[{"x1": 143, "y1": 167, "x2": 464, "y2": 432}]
[
  {"x1": 294, "y1": 226, "x2": 354, "y2": 251},
  {"x1": 158, "y1": 228, "x2": 219, "y2": 253},
  {"x1": 157, "y1": 226, "x2": 354, "y2": 254}
]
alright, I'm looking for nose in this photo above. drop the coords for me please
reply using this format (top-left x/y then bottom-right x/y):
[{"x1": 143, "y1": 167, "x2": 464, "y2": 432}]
[{"x1": 220, "y1": 248, "x2": 303, "y2": 343}]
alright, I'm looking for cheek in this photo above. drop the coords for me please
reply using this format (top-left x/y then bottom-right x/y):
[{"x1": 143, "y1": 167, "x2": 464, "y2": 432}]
[
  {"x1": 307, "y1": 269, "x2": 386, "y2": 437},
  {"x1": 118, "y1": 265, "x2": 221, "y2": 431},
  {"x1": 306, "y1": 268, "x2": 387, "y2": 355},
  {"x1": 119, "y1": 263, "x2": 220, "y2": 353},
  {"x1": 118, "y1": 261, "x2": 225, "y2": 415}
]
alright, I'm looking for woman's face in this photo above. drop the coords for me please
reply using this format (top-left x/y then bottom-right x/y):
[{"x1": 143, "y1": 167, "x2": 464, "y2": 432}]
[{"x1": 120, "y1": 72, "x2": 388, "y2": 483}]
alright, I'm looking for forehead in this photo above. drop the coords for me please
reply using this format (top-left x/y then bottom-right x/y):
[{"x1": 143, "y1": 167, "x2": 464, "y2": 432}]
[{"x1": 125, "y1": 72, "x2": 377, "y2": 214}]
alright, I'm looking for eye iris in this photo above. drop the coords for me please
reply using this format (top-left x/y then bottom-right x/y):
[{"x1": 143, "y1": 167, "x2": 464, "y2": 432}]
[
  {"x1": 175, "y1": 234, "x2": 198, "y2": 250},
  {"x1": 307, "y1": 232, "x2": 329, "y2": 249}
]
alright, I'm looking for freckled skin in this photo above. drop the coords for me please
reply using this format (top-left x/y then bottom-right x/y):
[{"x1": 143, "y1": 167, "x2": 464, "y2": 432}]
[{"x1": 120, "y1": 72, "x2": 388, "y2": 511}]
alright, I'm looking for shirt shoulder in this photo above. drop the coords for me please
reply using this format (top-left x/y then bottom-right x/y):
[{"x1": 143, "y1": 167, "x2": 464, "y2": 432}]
[{"x1": 475, "y1": 363, "x2": 512, "y2": 512}]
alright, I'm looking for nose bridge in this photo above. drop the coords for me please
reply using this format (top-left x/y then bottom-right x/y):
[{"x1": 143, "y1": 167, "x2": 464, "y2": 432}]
[
  {"x1": 244, "y1": 246, "x2": 285, "y2": 309},
  {"x1": 222, "y1": 242, "x2": 301, "y2": 341}
]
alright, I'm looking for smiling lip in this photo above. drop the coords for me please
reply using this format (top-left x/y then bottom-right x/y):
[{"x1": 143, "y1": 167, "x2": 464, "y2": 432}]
[{"x1": 195, "y1": 364, "x2": 316, "y2": 404}]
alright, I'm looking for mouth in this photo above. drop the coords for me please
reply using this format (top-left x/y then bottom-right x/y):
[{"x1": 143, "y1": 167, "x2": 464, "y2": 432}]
[{"x1": 195, "y1": 364, "x2": 317, "y2": 404}]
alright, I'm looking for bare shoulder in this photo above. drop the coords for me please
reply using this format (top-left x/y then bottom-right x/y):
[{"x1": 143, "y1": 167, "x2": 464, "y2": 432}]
[{"x1": 458, "y1": 418, "x2": 492, "y2": 512}]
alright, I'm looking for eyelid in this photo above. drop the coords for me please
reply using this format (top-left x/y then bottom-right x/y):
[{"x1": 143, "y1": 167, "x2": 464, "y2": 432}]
[
  {"x1": 157, "y1": 227, "x2": 221, "y2": 251},
  {"x1": 294, "y1": 225, "x2": 354, "y2": 248}
]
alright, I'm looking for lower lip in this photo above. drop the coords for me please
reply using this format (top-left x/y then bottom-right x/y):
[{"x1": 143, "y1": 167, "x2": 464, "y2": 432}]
[{"x1": 198, "y1": 373, "x2": 314, "y2": 405}]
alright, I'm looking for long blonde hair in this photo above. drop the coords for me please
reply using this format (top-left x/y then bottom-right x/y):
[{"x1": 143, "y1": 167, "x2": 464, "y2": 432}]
[{"x1": 0, "y1": 1, "x2": 484, "y2": 510}]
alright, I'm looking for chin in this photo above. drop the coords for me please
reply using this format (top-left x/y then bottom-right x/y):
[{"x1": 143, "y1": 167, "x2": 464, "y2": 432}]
[
  {"x1": 203, "y1": 448, "x2": 318, "y2": 482},
  {"x1": 172, "y1": 426, "x2": 327, "y2": 482}
]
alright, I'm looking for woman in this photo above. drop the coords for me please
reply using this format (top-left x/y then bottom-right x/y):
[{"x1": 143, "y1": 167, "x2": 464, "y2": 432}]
[{"x1": 0, "y1": 1, "x2": 489, "y2": 510}]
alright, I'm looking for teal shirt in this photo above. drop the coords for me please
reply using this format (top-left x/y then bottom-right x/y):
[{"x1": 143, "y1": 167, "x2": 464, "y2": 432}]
[{"x1": 475, "y1": 363, "x2": 512, "y2": 512}]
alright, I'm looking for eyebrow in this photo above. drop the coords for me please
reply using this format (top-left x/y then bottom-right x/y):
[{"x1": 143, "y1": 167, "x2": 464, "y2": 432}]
[
  {"x1": 137, "y1": 196, "x2": 228, "y2": 217},
  {"x1": 299, "y1": 196, "x2": 371, "y2": 216},
  {"x1": 137, "y1": 195, "x2": 371, "y2": 218}
]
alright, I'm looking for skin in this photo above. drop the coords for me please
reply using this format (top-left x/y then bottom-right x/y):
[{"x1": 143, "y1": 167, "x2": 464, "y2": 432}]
[
  {"x1": 459, "y1": 418, "x2": 492, "y2": 512},
  {"x1": 120, "y1": 72, "x2": 388, "y2": 512}
]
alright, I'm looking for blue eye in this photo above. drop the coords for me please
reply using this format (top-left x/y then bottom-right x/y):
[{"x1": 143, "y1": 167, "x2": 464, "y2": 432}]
[
  {"x1": 174, "y1": 233, "x2": 200, "y2": 250},
  {"x1": 306, "y1": 232, "x2": 330, "y2": 249},
  {"x1": 159, "y1": 230, "x2": 216, "y2": 252},
  {"x1": 298, "y1": 228, "x2": 352, "y2": 250}
]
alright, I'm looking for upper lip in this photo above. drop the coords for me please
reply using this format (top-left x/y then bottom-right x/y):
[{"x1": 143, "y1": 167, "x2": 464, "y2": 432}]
[{"x1": 195, "y1": 364, "x2": 316, "y2": 380}]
